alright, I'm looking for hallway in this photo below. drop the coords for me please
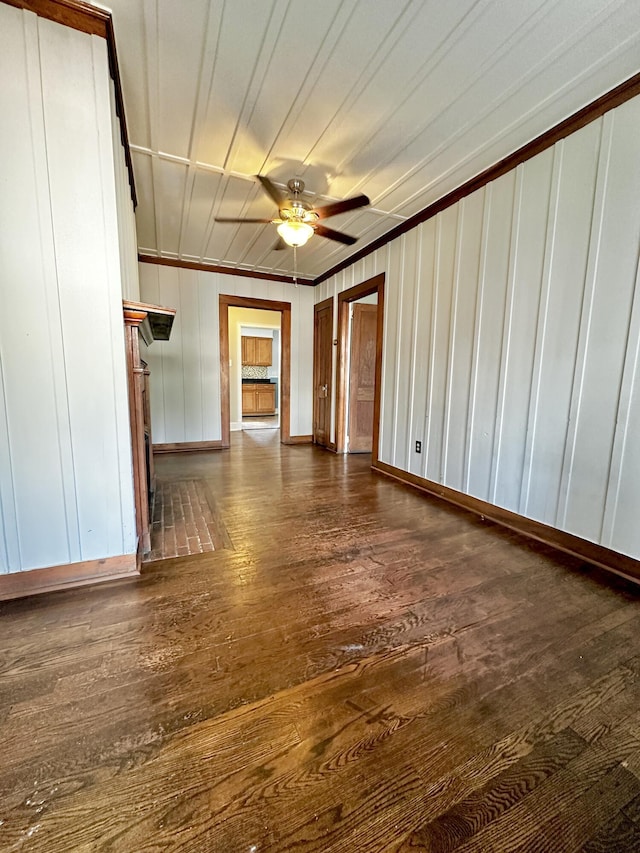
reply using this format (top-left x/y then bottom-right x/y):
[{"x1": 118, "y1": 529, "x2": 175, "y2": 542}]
[{"x1": 1, "y1": 431, "x2": 640, "y2": 851}]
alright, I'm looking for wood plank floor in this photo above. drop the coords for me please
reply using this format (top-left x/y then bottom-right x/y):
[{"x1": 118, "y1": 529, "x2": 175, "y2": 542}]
[{"x1": 1, "y1": 429, "x2": 640, "y2": 852}]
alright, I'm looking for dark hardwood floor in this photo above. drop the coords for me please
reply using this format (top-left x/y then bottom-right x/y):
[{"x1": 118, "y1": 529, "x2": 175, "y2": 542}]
[{"x1": 1, "y1": 429, "x2": 640, "y2": 852}]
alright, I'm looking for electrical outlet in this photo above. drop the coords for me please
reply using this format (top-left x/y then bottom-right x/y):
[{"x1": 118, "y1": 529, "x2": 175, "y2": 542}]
[{"x1": 415, "y1": 440, "x2": 422, "y2": 453}]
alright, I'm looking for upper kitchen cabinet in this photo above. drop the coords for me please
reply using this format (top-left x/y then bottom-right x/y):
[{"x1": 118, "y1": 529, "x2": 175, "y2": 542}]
[{"x1": 242, "y1": 336, "x2": 272, "y2": 366}]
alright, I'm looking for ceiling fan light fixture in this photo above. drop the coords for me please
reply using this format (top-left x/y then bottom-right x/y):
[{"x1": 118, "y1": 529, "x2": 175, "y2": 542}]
[{"x1": 277, "y1": 219, "x2": 314, "y2": 247}]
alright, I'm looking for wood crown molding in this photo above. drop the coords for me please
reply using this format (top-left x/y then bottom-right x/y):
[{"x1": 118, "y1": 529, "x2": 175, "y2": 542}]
[
  {"x1": 373, "y1": 460, "x2": 640, "y2": 586},
  {"x1": 2, "y1": 0, "x2": 108, "y2": 33},
  {"x1": 314, "y1": 69, "x2": 640, "y2": 285},
  {"x1": 0, "y1": 553, "x2": 138, "y2": 601},
  {"x1": 138, "y1": 254, "x2": 316, "y2": 287},
  {"x1": 3, "y1": 0, "x2": 137, "y2": 208}
]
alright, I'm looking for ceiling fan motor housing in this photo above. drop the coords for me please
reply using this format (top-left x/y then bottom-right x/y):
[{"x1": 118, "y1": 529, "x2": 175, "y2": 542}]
[{"x1": 280, "y1": 180, "x2": 318, "y2": 224}]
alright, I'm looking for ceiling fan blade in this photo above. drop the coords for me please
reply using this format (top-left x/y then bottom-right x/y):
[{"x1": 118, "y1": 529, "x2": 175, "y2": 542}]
[
  {"x1": 215, "y1": 217, "x2": 273, "y2": 224},
  {"x1": 314, "y1": 224, "x2": 358, "y2": 245},
  {"x1": 256, "y1": 175, "x2": 286, "y2": 207},
  {"x1": 313, "y1": 194, "x2": 370, "y2": 220}
]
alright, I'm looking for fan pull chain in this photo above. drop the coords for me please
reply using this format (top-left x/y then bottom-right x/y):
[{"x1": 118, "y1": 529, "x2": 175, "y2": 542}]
[{"x1": 293, "y1": 245, "x2": 298, "y2": 287}]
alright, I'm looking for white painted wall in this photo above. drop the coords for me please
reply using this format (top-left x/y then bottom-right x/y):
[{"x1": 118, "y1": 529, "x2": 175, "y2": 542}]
[
  {"x1": 139, "y1": 265, "x2": 314, "y2": 441},
  {"x1": 317, "y1": 94, "x2": 640, "y2": 560},
  {"x1": 0, "y1": 6, "x2": 137, "y2": 574}
]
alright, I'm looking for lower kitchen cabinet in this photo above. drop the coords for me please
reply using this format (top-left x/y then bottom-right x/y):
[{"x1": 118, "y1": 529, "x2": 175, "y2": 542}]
[{"x1": 242, "y1": 383, "x2": 276, "y2": 415}]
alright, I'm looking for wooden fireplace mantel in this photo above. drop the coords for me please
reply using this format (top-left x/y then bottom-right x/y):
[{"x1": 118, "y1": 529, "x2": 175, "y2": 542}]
[
  {"x1": 123, "y1": 299, "x2": 176, "y2": 558},
  {"x1": 123, "y1": 299, "x2": 176, "y2": 343}
]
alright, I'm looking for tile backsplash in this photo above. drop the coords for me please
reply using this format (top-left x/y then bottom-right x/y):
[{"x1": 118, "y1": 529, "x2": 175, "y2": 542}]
[{"x1": 242, "y1": 365, "x2": 268, "y2": 379}]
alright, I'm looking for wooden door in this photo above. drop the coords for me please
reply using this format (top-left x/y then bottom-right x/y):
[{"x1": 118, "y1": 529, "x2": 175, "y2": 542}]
[
  {"x1": 348, "y1": 304, "x2": 378, "y2": 453},
  {"x1": 313, "y1": 299, "x2": 333, "y2": 447}
]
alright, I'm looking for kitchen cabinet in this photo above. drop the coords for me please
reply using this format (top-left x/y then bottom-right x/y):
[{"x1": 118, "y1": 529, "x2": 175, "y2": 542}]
[
  {"x1": 242, "y1": 383, "x2": 276, "y2": 415},
  {"x1": 242, "y1": 336, "x2": 272, "y2": 366}
]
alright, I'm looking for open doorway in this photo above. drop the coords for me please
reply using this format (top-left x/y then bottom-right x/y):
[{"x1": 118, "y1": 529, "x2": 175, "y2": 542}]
[
  {"x1": 335, "y1": 273, "x2": 385, "y2": 462},
  {"x1": 228, "y1": 307, "x2": 281, "y2": 433},
  {"x1": 219, "y1": 294, "x2": 292, "y2": 447},
  {"x1": 345, "y1": 293, "x2": 378, "y2": 452}
]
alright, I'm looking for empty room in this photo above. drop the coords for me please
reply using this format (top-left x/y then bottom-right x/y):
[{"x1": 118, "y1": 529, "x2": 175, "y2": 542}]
[{"x1": 2, "y1": 1, "x2": 640, "y2": 850}]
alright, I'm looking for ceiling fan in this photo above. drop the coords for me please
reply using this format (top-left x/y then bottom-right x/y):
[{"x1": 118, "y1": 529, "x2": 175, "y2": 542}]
[{"x1": 215, "y1": 175, "x2": 370, "y2": 249}]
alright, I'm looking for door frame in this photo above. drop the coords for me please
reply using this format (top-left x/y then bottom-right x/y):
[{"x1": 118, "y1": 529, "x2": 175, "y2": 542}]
[
  {"x1": 335, "y1": 273, "x2": 385, "y2": 462},
  {"x1": 313, "y1": 296, "x2": 334, "y2": 449},
  {"x1": 219, "y1": 294, "x2": 291, "y2": 448}
]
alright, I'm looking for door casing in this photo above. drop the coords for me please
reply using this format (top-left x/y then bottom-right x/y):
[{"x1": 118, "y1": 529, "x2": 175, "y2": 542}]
[
  {"x1": 347, "y1": 302, "x2": 378, "y2": 453},
  {"x1": 313, "y1": 296, "x2": 334, "y2": 448},
  {"x1": 219, "y1": 294, "x2": 291, "y2": 447},
  {"x1": 335, "y1": 273, "x2": 385, "y2": 462}
]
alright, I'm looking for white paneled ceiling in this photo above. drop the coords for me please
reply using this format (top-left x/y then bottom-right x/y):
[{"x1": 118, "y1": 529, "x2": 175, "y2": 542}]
[{"x1": 106, "y1": 0, "x2": 640, "y2": 280}]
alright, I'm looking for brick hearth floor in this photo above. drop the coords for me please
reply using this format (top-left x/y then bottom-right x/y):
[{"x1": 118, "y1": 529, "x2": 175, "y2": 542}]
[{"x1": 145, "y1": 478, "x2": 231, "y2": 562}]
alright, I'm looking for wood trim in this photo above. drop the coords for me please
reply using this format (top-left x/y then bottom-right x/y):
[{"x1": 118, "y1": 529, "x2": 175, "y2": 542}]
[
  {"x1": 280, "y1": 306, "x2": 291, "y2": 444},
  {"x1": 153, "y1": 440, "x2": 225, "y2": 454},
  {"x1": 282, "y1": 435, "x2": 313, "y2": 445},
  {"x1": 314, "y1": 70, "x2": 640, "y2": 286},
  {"x1": 2, "y1": 0, "x2": 109, "y2": 34},
  {"x1": 335, "y1": 274, "x2": 385, "y2": 461},
  {"x1": 313, "y1": 296, "x2": 334, "y2": 447},
  {"x1": 0, "y1": 554, "x2": 138, "y2": 602},
  {"x1": 3, "y1": 0, "x2": 137, "y2": 207},
  {"x1": 123, "y1": 299, "x2": 176, "y2": 342},
  {"x1": 139, "y1": 254, "x2": 315, "y2": 287},
  {"x1": 123, "y1": 312, "x2": 150, "y2": 554},
  {"x1": 314, "y1": 296, "x2": 334, "y2": 313},
  {"x1": 371, "y1": 281, "x2": 385, "y2": 468},
  {"x1": 336, "y1": 298, "x2": 349, "y2": 453},
  {"x1": 219, "y1": 294, "x2": 292, "y2": 448},
  {"x1": 373, "y1": 460, "x2": 640, "y2": 585},
  {"x1": 219, "y1": 298, "x2": 231, "y2": 449},
  {"x1": 104, "y1": 15, "x2": 137, "y2": 207},
  {"x1": 220, "y1": 294, "x2": 292, "y2": 313}
]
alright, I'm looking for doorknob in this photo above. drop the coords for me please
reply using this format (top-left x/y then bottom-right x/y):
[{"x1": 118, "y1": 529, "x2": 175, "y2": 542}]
[{"x1": 319, "y1": 384, "x2": 328, "y2": 398}]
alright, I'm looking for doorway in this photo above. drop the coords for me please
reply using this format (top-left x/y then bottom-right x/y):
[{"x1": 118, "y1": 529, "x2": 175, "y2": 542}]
[
  {"x1": 315, "y1": 273, "x2": 385, "y2": 461},
  {"x1": 346, "y1": 296, "x2": 378, "y2": 453},
  {"x1": 228, "y1": 307, "x2": 281, "y2": 433},
  {"x1": 219, "y1": 295, "x2": 292, "y2": 447}
]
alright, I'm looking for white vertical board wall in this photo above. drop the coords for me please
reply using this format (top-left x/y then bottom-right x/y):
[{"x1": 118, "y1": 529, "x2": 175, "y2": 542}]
[
  {"x1": 138, "y1": 265, "x2": 314, "y2": 441},
  {"x1": 0, "y1": 7, "x2": 136, "y2": 574},
  {"x1": 317, "y1": 94, "x2": 640, "y2": 560}
]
